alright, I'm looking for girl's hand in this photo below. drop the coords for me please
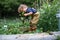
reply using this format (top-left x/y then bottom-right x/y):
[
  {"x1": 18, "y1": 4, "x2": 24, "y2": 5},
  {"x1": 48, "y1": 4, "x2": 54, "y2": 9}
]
[
  {"x1": 24, "y1": 14, "x2": 28, "y2": 16},
  {"x1": 24, "y1": 12, "x2": 33, "y2": 16}
]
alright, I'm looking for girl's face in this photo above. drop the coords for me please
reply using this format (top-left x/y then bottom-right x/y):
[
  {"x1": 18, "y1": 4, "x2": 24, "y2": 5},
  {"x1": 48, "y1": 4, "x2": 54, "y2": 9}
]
[
  {"x1": 22, "y1": 6, "x2": 27, "y2": 12},
  {"x1": 20, "y1": 7, "x2": 26, "y2": 12}
]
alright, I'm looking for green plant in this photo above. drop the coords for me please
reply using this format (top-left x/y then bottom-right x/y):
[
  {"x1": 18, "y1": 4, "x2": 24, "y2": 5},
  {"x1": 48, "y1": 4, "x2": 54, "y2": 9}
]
[
  {"x1": 56, "y1": 36, "x2": 60, "y2": 40},
  {"x1": 0, "y1": 0, "x2": 60, "y2": 34},
  {"x1": 38, "y1": 0, "x2": 60, "y2": 32}
]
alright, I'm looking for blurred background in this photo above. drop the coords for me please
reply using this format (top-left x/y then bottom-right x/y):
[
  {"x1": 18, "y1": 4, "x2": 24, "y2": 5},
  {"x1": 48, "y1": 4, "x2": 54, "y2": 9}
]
[{"x1": 0, "y1": 0, "x2": 60, "y2": 34}]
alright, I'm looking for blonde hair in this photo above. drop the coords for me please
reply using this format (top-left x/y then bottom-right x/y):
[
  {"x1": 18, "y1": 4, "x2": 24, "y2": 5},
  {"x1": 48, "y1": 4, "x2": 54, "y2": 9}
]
[{"x1": 18, "y1": 4, "x2": 28, "y2": 13}]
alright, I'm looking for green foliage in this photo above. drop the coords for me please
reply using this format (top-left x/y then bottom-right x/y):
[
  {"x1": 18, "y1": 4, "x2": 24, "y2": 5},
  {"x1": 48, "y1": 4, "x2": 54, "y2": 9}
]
[
  {"x1": 0, "y1": 0, "x2": 35, "y2": 18},
  {"x1": 56, "y1": 36, "x2": 60, "y2": 40},
  {"x1": 0, "y1": 18, "x2": 30, "y2": 34},
  {"x1": 38, "y1": 0, "x2": 60, "y2": 32},
  {"x1": 0, "y1": 0, "x2": 60, "y2": 34}
]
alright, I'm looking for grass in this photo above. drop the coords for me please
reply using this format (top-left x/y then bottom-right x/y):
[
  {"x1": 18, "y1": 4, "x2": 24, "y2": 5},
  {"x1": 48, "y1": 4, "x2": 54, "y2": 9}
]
[
  {"x1": 0, "y1": 18, "x2": 30, "y2": 34},
  {"x1": 0, "y1": 18, "x2": 42, "y2": 34}
]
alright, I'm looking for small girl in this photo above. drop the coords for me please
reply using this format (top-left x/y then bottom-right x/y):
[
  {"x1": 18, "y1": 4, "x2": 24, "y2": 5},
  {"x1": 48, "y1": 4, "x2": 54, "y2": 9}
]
[{"x1": 18, "y1": 4, "x2": 40, "y2": 32}]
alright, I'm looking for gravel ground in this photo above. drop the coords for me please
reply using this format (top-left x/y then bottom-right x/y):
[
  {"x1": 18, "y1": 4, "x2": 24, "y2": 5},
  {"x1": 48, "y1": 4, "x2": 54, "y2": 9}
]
[{"x1": 0, "y1": 31, "x2": 60, "y2": 40}]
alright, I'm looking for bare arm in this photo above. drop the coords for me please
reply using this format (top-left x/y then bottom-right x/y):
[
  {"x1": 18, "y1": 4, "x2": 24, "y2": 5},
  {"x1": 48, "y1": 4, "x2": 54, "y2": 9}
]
[{"x1": 24, "y1": 12, "x2": 33, "y2": 16}]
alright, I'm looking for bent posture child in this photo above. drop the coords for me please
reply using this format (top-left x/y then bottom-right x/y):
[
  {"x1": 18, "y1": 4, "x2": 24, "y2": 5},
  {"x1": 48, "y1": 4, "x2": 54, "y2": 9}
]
[{"x1": 18, "y1": 4, "x2": 40, "y2": 32}]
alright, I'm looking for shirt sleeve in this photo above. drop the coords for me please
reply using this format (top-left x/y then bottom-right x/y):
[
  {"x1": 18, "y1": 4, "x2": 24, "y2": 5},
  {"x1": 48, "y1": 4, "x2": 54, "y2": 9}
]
[
  {"x1": 26, "y1": 8, "x2": 33, "y2": 13},
  {"x1": 32, "y1": 8, "x2": 37, "y2": 13},
  {"x1": 26, "y1": 8, "x2": 37, "y2": 14}
]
